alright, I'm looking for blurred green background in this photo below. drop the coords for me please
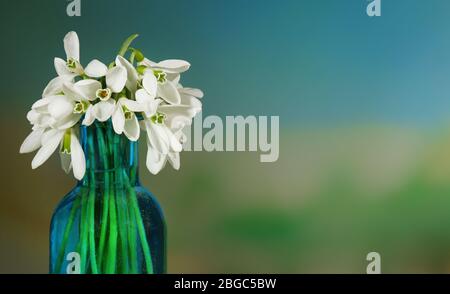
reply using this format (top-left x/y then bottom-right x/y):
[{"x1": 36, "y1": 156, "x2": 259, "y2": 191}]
[{"x1": 2, "y1": 0, "x2": 450, "y2": 273}]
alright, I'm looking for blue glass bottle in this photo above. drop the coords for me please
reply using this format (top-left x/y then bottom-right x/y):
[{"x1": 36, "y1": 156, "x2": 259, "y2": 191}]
[{"x1": 50, "y1": 121, "x2": 166, "y2": 274}]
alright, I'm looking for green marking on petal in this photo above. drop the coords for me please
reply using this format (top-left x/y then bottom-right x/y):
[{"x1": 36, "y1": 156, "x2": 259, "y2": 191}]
[
  {"x1": 153, "y1": 70, "x2": 167, "y2": 83},
  {"x1": 122, "y1": 105, "x2": 133, "y2": 120},
  {"x1": 150, "y1": 112, "x2": 166, "y2": 125},
  {"x1": 60, "y1": 130, "x2": 71, "y2": 154},
  {"x1": 96, "y1": 88, "x2": 112, "y2": 101},
  {"x1": 73, "y1": 100, "x2": 90, "y2": 114},
  {"x1": 66, "y1": 57, "x2": 77, "y2": 69}
]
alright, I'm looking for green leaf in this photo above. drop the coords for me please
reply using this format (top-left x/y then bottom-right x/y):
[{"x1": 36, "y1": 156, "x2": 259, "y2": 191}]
[{"x1": 118, "y1": 34, "x2": 139, "y2": 57}]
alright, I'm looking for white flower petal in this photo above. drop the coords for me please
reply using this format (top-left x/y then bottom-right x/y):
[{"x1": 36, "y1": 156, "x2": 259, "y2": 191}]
[
  {"x1": 115, "y1": 55, "x2": 138, "y2": 93},
  {"x1": 124, "y1": 115, "x2": 140, "y2": 141},
  {"x1": 168, "y1": 116, "x2": 192, "y2": 132},
  {"x1": 48, "y1": 96, "x2": 74, "y2": 120},
  {"x1": 154, "y1": 59, "x2": 190, "y2": 73},
  {"x1": 54, "y1": 58, "x2": 73, "y2": 77},
  {"x1": 74, "y1": 79, "x2": 102, "y2": 101},
  {"x1": 168, "y1": 73, "x2": 180, "y2": 85},
  {"x1": 34, "y1": 114, "x2": 55, "y2": 129},
  {"x1": 64, "y1": 31, "x2": 80, "y2": 61},
  {"x1": 106, "y1": 66, "x2": 127, "y2": 93},
  {"x1": 60, "y1": 151, "x2": 72, "y2": 174},
  {"x1": 145, "y1": 120, "x2": 169, "y2": 154},
  {"x1": 167, "y1": 151, "x2": 180, "y2": 170},
  {"x1": 84, "y1": 59, "x2": 108, "y2": 78},
  {"x1": 40, "y1": 129, "x2": 58, "y2": 145},
  {"x1": 26, "y1": 110, "x2": 40, "y2": 124},
  {"x1": 180, "y1": 94, "x2": 202, "y2": 109},
  {"x1": 43, "y1": 77, "x2": 64, "y2": 97},
  {"x1": 159, "y1": 105, "x2": 198, "y2": 121},
  {"x1": 52, "y1": 113, "x2": 81, "y2": 130},
  {"x1": 158, "y1": 81, "x2": 181, "y2": 104},
  {"x1": 112, "y1": 104, "x2": 125, "y2": 135},
  {"x1": 142, "y1": 71, "x2": 157, "y2": 98},
  {"x1": 179, "y1": 87, "x2": 204, "y2": 98},
  {"x1": 32, "y1": 96, "x2": 59, "y2": 113},
  {"x1": 135, "y1": 89, "x2": 159, "y2": 117},
  {"x1": 31, "y1": 130, "x2": 64, "y2": 169},
  {"x1": 118, "y1": 97, "x2": 144, "y2": 112},
  {"x1": 82, "y1": 105, "x2": 95, "y2": 126},
  {"x1": 93, "y1": 100, "x2": 115, "y2": 122},
  {"x1": 140, "y1": 58, "x2": 157, "y2": 67},
  {"x1": 70, "y1": 129, "x2": 86, "y2": 180},
  {"x1": 20, "y1": 128, "x2": 45, "y2": 154},
  {"x1": 63, "y1": 82, "x2": 87, "y2": 101},
  {"x1": 145, "y1": 142, "x2": 166, "y2": 175},
  {"x1": 135, "y1": 88, "x2": 154, "y2": 104},
  {"x1": 163, "y1": 125, "x2": 182, "y2": 152}
]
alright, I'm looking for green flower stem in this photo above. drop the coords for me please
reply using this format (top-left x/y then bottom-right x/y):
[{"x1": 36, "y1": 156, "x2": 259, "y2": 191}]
[
  {"x1": 79, "y1": 175, "x2": 89, "y2": 273},
  {"x1": 87, "y1": 130, "x2": 99, "y2": 274},
  {"x1": 104, "y1": 130, "x2": 118, "y2": 274},
  {"x1": 123, "y1": 171, "x2": 153, "y2": 273},
  {"x1": 96, "y1": 124, "x2": 111, "y2": 270},
  {"x1": 55, "y1": 196, "x2": 80, "y2": 273},
  {"x1": 127, "y1": 194, "x2": 138, "y2": 273},
  {"x1": 105, "y1": 180, "x2": 118, "y2": 273},
  {"x1": 127, "y1": 142, "x2": 138, "y2": 273},
  {"x1": 113, "y1": 134, "x2": 129, "y2": 273},
  {"x1": 116, "y1": 185, "x2": 130, "y2": 273}
]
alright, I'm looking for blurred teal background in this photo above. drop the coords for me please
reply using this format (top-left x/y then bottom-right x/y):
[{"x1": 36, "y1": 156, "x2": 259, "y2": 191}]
[{"x1": 2, "y1": 0, "x2": 450, "y2": 273}]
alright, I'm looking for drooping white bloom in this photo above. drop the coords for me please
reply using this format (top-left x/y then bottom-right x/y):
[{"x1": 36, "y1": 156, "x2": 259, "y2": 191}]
[
  {"x1": 138, "y1": 89, "x2": 201, "y2": 174},
  {"x1": 42, "y1": 80, "x2": 102, "y2": 130},
  {"x1": 43, "y1": 31, "x2": 83, "y2": 97},
  {"x1": 111, "y1": 97, "x2": 143, "y2": 141},
  {"x1": 21, "y1": 127, "x2": 86, "y2": 180},
  {"x1": 115, "y1": 56, "x2": 139, "y2": 94},
  {"x1": 144, "y1": 116, "x2": 191, "y2": 174},
  {"x1": 59, "y1": 128, "x2": 86, "y2": 180},
  {"x1": 139, "y1": 58, "x2": 191, "y2": 105},
  {"x1": 82, "y1": 62, "x2": 128, "y2": 125}
]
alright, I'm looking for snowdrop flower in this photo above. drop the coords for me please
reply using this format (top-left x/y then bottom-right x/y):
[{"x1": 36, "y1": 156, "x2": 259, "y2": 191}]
[
  {"x1": 144, "y1": 116, "x2": 191, "y2": 174},
  {"x1": 111, "y1": 97, "x2": 143, "y2": 141},
  {"x1": 58, "y1": 128, "x2": 86, "y2": 180},
  {"x1": 145, "y1": 133, "x2": 180, "y2": 175},
  {"x1": 142, "y1": 115, "x2": 182, "y2": 174},
  {"x1": 135, "y1": 88, "x2": 161, "y2": 118},
  {"x1": 144, "y1": 111, "x2": 182, "y2": 154},
  {"x1": 82, "y1": 62, "x2": 128, "y2": 125},
  {"x1": 44, "y1": 80, "x2": 101, "y2": 130},
  {"x1": 137, "y1": 83, "x2": 201, "y2": 174},
  {"x1": 21, "y1": 30, "x2": 204, "y2": 178},
  {"x1": 43, "y1": 32, "x2": 83, "y2": 97},
  {"x1": 20, "y1": 128, "x2": 85, "y2": 180},
  {"x1": 139, "y1": 58, "x2": 191, "y2": 105},
  {"x1": 115, "y1": 56, "x2": 139, "y2": 94},
  {"x1": 140, "y1": 102, "x2": 200, "y2": 174},
  {"x1": 27, "y1": 100, "x2": 57, "y2": 130},
  {"x1": 135, "y1": 83, "x2": 181, "y2": 159}
]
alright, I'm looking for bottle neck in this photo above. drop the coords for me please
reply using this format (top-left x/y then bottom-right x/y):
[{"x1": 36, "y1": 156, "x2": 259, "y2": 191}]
[{"x1": 79, "y1": 121, "x2": 139, "y2": 187}]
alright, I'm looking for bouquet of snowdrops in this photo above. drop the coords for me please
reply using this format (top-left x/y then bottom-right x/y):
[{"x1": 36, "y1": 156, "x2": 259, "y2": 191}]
[{"x1": 20, "y1": 31, "x2": 203, "y2": 179}]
